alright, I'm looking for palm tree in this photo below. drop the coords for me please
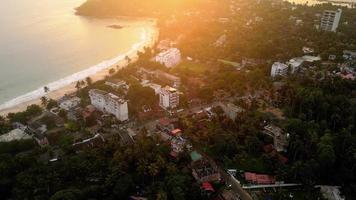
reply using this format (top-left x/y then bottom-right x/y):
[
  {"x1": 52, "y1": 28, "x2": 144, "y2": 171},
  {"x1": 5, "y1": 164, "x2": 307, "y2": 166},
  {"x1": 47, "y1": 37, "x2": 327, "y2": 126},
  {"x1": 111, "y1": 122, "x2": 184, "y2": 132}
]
[
  {"x1": 43, "y1": 86, "x2": 50, "y2": 93},
  {"x1": 40, "y1": 96, "x2": 48, "y2": 107},
  {"x1": 75, "y1": 81, "x2": 81, "y2": 91},
  {"x1": 85, "y1": 77, "x2": 92, "y2": 86},
  {"x1": 108, "y1": 68, "x2": 115, "y2": 75},
  {"x1": 125, "y1": 56, "x2": 131, "y2": 64}
]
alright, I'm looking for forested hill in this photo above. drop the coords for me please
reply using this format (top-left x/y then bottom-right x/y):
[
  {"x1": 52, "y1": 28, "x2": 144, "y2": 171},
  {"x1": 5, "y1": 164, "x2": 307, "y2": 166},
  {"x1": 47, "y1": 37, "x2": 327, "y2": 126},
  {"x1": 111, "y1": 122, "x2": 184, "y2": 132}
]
[{"x1": 76, "y1": 0, "x2": 228, "y2": 17}]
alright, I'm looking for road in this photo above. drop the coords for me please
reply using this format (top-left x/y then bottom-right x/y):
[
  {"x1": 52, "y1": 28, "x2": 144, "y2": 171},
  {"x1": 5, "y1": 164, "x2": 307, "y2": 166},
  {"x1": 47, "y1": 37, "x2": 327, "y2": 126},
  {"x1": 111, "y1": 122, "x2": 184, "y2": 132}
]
[{"x1": 219, "y1": 169, "x2": 253, "y2": 200}]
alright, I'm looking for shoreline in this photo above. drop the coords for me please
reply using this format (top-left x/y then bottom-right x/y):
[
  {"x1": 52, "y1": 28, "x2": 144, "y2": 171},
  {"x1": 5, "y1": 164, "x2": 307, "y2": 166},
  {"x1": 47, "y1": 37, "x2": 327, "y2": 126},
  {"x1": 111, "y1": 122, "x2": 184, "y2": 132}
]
[{"x1": 0, "y1": 24, "x2": 159, "y2": 117}]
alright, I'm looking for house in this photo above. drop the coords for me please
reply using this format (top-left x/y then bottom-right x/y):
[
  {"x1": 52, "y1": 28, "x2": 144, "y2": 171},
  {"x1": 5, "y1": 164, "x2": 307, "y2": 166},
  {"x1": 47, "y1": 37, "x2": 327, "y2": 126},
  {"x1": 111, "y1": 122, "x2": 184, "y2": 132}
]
[
  {"x1": 170, "y1": 128, "x2": 182, "y2": 137},
  {"x1": 157, "y1": 39, "x2": 173, "y2": 50},
  {"x1": 159, "y1": 86, "x2": 179, "y2": 110},
  {"x1": 155, "y1": 48, "x2": 181, "y2": 68},
  {"x1": 343, "y1": 50, "x2": 356, "y2": 60},
  {"x1": 263, "y1": 125, "x2": 289, "y2": 152},
  {"x1": 303, "y1": 47, "x2": 315, "y2": 54},
  {"x1": 170, "y1": 136, "x2": 186, "y2": 158},
  {"x1": 72, "y1": 134, "x2": 105, "y2": 152},
  {"x1": 0, "y1": 128, "x2": 31, "y2": 142},
  {"x1": 271, "y1": 62, "x2": 288, "y2": 77},
  {"x1": 82, "y1": 105, "x2": 96, "y2": 121},
  {"x1": 218, "y1": 102, "x2": 244, "y2": 121},
  {"x1": 315, "y1": 185, "x2": 345, "y2": 200},
  {"x1": 156, "y1": 117, "x2": 175, "y2": 132},
  {"x1": 89, "y1": 89, "x2": 128, "y2": 121},
  {"x1": 141, "y1": 80, "x2": 162, "y2": 95},
  {"x1": 58, "y1": 96, "x2": 81, "y2": 111},
  {"x1": 191, "y1": 151, "x2": 221, "y2": 183},
  {"x1": 154, "y1": 70, "x2": 181, "y2": 88},
  {"x1": 105, "y1": 79, "x2": 129, "y2": 91},
  {"x1": 244, "y1": 172, "x2": 276, "y2": 185},
  {"x1": 288, "y1": 57, "x2": 305, "y2": 73}
]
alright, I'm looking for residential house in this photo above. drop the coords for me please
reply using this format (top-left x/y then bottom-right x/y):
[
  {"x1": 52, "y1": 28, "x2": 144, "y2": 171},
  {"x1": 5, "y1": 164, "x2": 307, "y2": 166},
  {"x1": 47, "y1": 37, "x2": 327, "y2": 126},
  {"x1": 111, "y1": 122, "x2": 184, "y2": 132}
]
[
  {"x1": 218, "y1": 102, "x2": 244, "y2": 121},
  {"x1": 190, "y1": 151, "x2": 221, "y2": 183},
  {"x1": 263, "y1": 125, "x2": 289, "y2": 152},
  {"x1": 271, "y1": 62, "x2": 288, "y2": 77}
]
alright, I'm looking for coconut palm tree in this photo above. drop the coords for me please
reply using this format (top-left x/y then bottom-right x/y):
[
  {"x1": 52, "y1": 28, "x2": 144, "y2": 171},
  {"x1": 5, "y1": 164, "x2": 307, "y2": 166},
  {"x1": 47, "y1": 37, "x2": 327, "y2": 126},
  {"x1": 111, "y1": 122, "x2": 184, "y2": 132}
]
[
  {"x1": 85, "y1": 77, "x2": 92, "y2": 86},
  {"x1": 43, "y1": 86, "x2": 50, "y2": 93},
  {"x1": 40, "y1": 96, "x2": 48, "y2": 107},
  {"x1": 125, "y1": 56, "x2": 131, "y2": 64}
]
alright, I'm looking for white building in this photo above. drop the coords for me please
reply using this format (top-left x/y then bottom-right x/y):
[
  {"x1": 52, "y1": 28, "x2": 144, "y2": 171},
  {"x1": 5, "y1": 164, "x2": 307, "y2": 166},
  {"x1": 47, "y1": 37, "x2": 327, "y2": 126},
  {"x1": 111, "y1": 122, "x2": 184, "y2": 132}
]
[
  {"x1": 159, "y1": 86, "x2": 179, "y2": 110},
  {"x1": 59, "y1": 96, "x2": 81, "y2": 111},
  {"x1": 271, "y1": 62, "x2": 289, "y2": 77},
  {"x1": 320, "y1": 9, "x2": 342, "y2": 32},
  {"x1": 0, "y1": 129, "x2": 31, "y2": 142},
  {"x1": 105, "y1": 79, "x2": 129, "y2": 91},
  {"x1": 288, "y1": 57, "x2": 305, "y2": 74},
  {"x1": 218, "y1": 102, "x2": 244, "y2": 121},
  {"x1": 155, "y1": 48, "x2": 181, "y2": 68},
  {"x1": 89, "y1": 89, "x2": 128, "y2": 121}
]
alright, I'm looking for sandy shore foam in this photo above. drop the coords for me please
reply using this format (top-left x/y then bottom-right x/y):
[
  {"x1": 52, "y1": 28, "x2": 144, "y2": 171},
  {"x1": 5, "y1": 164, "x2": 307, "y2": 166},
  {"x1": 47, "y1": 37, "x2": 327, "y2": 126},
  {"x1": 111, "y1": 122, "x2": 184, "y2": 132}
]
[{"x1": 0, "y1": 25, "x2": 159, "y2": 117}]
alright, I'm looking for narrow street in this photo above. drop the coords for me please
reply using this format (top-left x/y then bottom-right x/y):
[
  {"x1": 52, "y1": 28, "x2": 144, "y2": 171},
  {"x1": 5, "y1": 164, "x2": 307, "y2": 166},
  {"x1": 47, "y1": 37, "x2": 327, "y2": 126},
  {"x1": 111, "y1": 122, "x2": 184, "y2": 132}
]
[{"x1": 219, "y1": 169, "x2": 253, "y2": 200}]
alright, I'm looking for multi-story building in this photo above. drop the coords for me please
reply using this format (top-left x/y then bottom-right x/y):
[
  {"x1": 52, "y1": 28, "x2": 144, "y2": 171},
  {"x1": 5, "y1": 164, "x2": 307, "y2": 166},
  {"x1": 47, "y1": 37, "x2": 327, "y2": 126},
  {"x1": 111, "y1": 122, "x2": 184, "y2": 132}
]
[
  {"x1": 155, "y1": 48, "x2": 181, "y2": 68},
  {"x1": 159, "y1": 86, "x2": 179, "y2": 110},
  {"x1": 320, "y1": 9, "x2": 342, "y2": 32},
  {"x1": 89, "y1": 89, "x2": 128, "y2": 121},
  {"x1": 271, "y1": 62, "x2": 289, "y2": 77}
]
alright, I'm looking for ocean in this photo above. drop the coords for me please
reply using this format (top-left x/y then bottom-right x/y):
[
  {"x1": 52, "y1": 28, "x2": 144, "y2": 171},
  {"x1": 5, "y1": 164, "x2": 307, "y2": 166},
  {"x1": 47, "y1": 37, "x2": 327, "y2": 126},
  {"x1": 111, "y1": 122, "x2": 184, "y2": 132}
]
[{"x1": 0, "y1": 0, "x2": 156, "y2": 110}]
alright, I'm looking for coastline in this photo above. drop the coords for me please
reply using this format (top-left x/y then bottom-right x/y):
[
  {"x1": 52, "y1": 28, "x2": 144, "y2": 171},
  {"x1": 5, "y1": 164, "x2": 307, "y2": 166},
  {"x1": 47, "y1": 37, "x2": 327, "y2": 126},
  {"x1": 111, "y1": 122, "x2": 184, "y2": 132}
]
[{"x1": 0, "y1": 23, "x2": 159, "y2": 117}]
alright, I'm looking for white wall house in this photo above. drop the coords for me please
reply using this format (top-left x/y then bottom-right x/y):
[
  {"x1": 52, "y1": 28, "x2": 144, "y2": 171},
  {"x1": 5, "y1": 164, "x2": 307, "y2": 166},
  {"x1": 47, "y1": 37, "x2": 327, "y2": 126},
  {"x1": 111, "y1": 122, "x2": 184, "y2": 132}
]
[
  {"x1": 271, "y1": 62, "x2": 289, "y2": 77},
  {"x1": 59, "y1": 97, "x2": 81, "y2": 111},
  {"x1": 155, "y1": 48, "x2": 181, "y2": 68},
  {"x1": 159, "y1": 86, "x2": 179, "y2": 110},
  {"x1": 89, "y1": 89, "x2": 128, "y2": 121},
  {"x1": 320, "y1": 9, "x2": 342, "y2": 32}
]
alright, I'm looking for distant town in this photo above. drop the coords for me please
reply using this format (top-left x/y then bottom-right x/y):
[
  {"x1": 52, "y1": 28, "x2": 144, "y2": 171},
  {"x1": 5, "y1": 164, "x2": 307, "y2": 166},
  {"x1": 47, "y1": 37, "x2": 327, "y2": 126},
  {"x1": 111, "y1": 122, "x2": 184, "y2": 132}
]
[{"x1": 0, "y1": 0, "x2": 356, "y2": 200}]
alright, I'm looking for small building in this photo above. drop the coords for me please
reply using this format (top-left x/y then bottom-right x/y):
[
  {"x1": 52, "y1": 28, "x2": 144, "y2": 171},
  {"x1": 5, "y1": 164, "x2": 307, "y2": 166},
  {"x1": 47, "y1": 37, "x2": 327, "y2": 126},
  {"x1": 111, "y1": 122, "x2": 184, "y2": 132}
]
[
  {"x1": 159, "y1": 86, "x2": 179, "y2": 110},
  {"x1": 0, "y1": 128, "x2": 31, "y2": 142},
  {"x1": 58, "y1": 96, "x2": 81, "y2": 111},
  {"x1": 244, "y1": 172, "x2": 276, "y2": 185},
  {"x1": 105, "y1": 79, "x2": 129, "y2": 91},
  {"x1": 154, "y1": 70, "x2": 181, "y2": 88},
  {"x1": 315, "y1": 185, "x2": 345, "y2": 200},
  {"x1": 302, "y1": 47, "x2": 315, "y2": 54},
  {"x1": 218, "y1": 102, "x2": 244, "y2": 121},
  {"x1": 89, "y1": 89, "x2": 128, "y2": 121},
  {"x1": 155, "y1": 48, "x2": 181, "y2": 68},
  {"x1": 288, "y1": 57, "x2": 305, "y2": 73},
  {"x1": 263, "y1": 125, "x2": 288, "y2": 152},
  {"x1": 191, "y1": 151, "x2": 221, "y2": 183},
  {"x1": 343, "y1": 50, "x2": 356, "y2": 60},
  {"x1": 271, "y1": 62, "x2": 288, "y2": 77},
  {"x1": 156, "y1": 117, "x2": 175, "y2": 132}
]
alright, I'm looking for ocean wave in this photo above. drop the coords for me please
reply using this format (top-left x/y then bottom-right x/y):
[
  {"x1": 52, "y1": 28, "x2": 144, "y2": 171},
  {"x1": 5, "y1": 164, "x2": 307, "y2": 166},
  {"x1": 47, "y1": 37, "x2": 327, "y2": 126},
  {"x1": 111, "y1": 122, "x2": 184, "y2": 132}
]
[{"x1": 0, "y1": 27, "x2": 154, "y2": 111}]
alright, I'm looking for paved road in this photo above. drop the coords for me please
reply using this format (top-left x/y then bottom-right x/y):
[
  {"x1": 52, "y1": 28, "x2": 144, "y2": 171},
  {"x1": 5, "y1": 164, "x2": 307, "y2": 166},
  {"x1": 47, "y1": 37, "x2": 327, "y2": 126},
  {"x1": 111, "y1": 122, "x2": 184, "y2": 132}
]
[{"x1": 219, "y1": 169, "x2": 253, "y2": 200}]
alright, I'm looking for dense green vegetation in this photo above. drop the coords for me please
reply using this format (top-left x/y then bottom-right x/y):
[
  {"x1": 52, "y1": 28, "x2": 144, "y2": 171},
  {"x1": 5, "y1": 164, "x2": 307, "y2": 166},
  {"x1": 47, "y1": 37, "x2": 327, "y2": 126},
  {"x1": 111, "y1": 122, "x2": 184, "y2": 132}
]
[{"x1": 0, "y1": 134, "x2": 205, "y2": 200}]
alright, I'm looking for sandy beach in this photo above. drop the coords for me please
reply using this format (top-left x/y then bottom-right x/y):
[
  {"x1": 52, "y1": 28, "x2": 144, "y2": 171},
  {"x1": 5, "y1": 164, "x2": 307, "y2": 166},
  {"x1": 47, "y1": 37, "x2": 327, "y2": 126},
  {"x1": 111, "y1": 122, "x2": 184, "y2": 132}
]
[{"x1": 0, "y1": 25, "x2": 159, "y2": 117}]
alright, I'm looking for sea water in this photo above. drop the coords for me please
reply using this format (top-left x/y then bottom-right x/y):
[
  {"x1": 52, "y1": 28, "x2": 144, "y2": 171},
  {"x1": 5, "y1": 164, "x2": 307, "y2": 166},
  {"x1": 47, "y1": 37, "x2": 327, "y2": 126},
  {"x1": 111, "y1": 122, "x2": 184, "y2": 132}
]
[{"x1": 0, "y1": 0, "x2": 155, "y2": 110}]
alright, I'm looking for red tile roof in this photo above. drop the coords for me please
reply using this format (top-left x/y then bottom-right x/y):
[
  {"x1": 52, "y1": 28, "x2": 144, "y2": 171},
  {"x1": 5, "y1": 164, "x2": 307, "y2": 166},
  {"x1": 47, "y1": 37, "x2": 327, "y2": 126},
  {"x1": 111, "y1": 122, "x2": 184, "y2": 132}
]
[{"x1": 202, "y1": 182, "x2": 215, "y2": 192}]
